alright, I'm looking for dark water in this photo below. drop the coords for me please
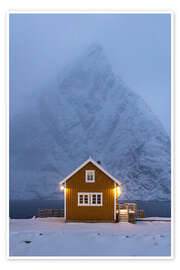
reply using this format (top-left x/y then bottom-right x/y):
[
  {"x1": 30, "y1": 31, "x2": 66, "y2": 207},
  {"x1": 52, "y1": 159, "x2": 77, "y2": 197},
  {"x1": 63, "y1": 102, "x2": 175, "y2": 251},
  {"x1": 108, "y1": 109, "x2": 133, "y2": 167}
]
[{"x1": 9, "y1": 200, "x2": 171, "y2": 219}]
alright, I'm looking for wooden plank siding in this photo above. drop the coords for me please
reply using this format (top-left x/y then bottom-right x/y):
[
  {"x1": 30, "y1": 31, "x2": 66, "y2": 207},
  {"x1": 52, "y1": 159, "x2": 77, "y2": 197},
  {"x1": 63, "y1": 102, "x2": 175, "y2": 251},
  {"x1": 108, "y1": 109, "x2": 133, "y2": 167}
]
[{"x1": 65, "y1": 161, "x2": 117, "y2": 222}]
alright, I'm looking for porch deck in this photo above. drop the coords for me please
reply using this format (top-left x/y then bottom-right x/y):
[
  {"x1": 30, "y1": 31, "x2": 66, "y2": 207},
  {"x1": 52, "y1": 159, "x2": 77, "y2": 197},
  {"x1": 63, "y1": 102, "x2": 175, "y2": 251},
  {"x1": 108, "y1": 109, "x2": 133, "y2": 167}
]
[{"x1": 116, "y1": 203, "x2": 145, "y2": 223}]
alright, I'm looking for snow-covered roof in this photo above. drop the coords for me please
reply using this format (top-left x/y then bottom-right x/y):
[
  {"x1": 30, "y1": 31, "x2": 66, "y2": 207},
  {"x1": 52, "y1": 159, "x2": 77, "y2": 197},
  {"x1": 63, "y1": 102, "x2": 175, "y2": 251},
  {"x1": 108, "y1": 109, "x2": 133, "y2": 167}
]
[{"x1": 60, "y1": 157, "x2": 121, "y2": 185}]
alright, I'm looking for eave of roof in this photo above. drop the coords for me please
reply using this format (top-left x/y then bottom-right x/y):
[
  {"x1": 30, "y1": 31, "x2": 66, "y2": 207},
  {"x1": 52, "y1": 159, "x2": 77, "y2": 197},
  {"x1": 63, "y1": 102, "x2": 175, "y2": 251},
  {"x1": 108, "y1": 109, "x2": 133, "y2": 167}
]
[{"x1": 59, "y1": 157, "x2": 121, "y2": 185}]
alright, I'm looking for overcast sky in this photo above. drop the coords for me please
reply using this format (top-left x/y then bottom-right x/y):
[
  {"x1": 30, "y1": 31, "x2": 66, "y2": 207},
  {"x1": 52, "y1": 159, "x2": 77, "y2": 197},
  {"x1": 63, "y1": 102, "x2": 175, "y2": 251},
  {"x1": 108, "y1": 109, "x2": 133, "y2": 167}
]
[{"x1": 10, "y1": 13, "x2": 171, "y2": 135}]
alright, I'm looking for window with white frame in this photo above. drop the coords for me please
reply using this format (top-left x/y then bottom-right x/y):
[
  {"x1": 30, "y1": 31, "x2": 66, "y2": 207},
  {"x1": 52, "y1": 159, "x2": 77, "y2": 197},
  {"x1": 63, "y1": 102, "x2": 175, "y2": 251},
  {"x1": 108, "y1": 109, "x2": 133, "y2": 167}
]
[
  {"x1": 78, "y1": 193, "x2": 102, "y2": 206},
  {"x1": 85, "y1": 170, "x2": 95, "y2": 182}
]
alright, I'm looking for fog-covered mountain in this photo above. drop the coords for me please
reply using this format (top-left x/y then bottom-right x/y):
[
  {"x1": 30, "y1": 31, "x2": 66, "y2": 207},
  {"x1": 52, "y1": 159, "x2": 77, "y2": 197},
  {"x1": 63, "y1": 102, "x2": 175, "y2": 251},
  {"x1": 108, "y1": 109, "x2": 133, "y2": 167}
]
[{"x1": 10, "y1": 45, "x2": 171, "y2": 201}]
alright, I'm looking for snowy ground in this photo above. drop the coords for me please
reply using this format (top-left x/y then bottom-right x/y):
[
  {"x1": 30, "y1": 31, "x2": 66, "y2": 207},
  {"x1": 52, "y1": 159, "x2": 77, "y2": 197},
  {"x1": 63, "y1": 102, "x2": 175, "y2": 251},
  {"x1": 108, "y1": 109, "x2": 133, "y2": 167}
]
[{"x1": 9, "y1": 217, "x2": 171, "y2": 257}]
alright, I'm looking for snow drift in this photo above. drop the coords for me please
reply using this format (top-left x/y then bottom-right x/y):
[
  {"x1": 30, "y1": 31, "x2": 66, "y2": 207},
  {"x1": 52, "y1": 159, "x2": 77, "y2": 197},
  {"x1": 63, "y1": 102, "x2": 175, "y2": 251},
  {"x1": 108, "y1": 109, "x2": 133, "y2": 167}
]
[
  {"x1": 9, "y1": 217, "x2": 171, "y2": 256},
  {"x1": 10, "y1": 44, "x2": 171, "y2": 200}
]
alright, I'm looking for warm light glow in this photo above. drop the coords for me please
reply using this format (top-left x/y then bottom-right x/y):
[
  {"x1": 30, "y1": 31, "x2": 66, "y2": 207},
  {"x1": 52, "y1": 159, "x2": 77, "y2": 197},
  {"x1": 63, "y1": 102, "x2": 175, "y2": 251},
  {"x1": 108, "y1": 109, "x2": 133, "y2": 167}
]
[
  {"x1": 117, "y1": 186, "x2": 121, "y2": 197},
  {"x1": 60, "y1": 185, "x2": 64, "y2": 191}
]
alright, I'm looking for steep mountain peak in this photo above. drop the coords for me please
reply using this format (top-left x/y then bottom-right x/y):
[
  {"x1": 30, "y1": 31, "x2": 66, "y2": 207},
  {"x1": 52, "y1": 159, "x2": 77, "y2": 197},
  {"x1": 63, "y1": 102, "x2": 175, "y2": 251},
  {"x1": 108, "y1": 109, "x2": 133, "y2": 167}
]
[
  {"x1": 79, "y1": 43, "x2": 110, "y2": 70},
  {"x1": 61, "y1": 44, "x2": 108, "y2": 75},
  {"x1": 10, "y1": 45, "x2": 171, "y2": 201},
  {"x1": 59, "y1": 44, "x2": 114, "y2": 96},
  {"x1": 85, "y1": 43, "x2": 104, "y2": 57}
]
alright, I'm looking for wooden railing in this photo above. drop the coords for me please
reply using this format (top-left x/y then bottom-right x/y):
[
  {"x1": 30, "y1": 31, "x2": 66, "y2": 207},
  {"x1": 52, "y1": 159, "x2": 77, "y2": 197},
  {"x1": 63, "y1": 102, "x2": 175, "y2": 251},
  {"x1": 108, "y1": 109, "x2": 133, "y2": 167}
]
[
  {"x1": 136, "y1": 209, "x2": 145, "y2": 218},
  {"x1": 37, "y1": 208, "x2": 64, "y2": 218}
]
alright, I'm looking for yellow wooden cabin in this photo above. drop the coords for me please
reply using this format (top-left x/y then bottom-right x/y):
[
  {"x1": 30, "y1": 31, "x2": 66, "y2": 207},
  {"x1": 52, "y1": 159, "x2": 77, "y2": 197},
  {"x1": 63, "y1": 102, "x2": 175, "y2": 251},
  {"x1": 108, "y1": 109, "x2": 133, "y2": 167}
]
[{"x1": 60, "y1": 157, "x2": 122, "y2": 222}]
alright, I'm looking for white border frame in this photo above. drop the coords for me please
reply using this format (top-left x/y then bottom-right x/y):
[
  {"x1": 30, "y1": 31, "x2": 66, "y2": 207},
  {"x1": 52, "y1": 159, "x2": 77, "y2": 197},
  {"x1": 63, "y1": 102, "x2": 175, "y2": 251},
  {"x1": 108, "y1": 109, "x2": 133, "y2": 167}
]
[{"x1": 7, "y1": 10, "x2": 173, "y2": 261}]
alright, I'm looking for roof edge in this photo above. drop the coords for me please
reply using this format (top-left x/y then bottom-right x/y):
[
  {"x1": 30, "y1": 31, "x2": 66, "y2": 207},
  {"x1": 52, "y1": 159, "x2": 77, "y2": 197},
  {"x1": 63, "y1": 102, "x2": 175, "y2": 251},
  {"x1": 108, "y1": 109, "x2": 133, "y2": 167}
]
[{"x1": 59, "y1": 157, "x2": 121, "y2": 185}]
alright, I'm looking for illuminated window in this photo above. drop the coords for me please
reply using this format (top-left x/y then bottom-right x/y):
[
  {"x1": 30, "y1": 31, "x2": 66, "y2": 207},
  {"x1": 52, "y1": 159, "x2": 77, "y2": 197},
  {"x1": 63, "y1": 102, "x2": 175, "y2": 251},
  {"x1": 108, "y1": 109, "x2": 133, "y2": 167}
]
[
  {"x1": 78, "y1": 193, "x2": 102, "y2": 206},
  {"x1": 97, "y1": 194, "x2": 101, "y2": 204},
  {"x1": 85, "y1": 170, "x2": 95, "y2": 182},
  {"x1": 79, "y1": 194, "x2": 83, "y2": 204},
  {"x1": 84, "y1": 194, "x2": 89, "y2": 204},
  {"x1": 92, "y1": 194, "x2": 97, "y2": 204}
]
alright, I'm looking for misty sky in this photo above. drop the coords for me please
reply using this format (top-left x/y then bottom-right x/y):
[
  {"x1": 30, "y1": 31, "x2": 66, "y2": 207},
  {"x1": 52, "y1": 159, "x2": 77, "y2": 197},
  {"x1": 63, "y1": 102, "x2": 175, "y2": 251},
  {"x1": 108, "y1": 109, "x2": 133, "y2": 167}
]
[{"x1": 10, "y1": 13, "x2": 171, "y2": 135}]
